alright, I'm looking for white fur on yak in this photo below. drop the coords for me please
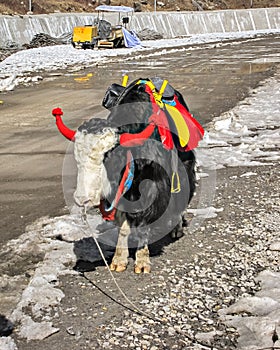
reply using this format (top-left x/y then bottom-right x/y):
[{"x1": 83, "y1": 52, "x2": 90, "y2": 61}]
[
  {"x1": 73, "y1": 126, "x2": 152, "y2": 273},
  {"x1": 74, "y1": 127, "x2": 117, "y2": 208}
]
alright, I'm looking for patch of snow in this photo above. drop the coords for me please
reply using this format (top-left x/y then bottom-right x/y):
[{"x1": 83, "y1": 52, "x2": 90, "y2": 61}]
[
  {"x1": 7, "y1": 214, "x2": 104, "y2": 342},
  {"x1": 1, "y1": 29, "x2": 280, "y2": 92},
  {"x1": 221, "y1": 270, "x2": 280, "y2": 350},
  {"x1": 0, "y1": 337, "x2": 18, "y2": 350},
  {"x1": 187, "y1": 206, "x2": 224, "y2": 219},
  {"x1": 240, "y1": 172, "x2": 257, "y2": 177},
  {"x1": 197, "y1": 72, "x2": 280, "y2": 169}
]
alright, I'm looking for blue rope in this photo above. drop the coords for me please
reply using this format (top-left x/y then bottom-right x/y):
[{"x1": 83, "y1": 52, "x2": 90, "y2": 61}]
[
  {"x1": 162, "y1": 99, "x2": 176, "y2": 106},
  {"x1": 105, "y1": 153, "x2": 134, "y2": 212}
]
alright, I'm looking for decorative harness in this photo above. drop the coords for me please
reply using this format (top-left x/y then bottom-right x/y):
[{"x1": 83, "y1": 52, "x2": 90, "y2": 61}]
[
  {"x1": 52, "y1": 76, "x2": 204, "y2": 221},
  {"x1": 119, "y1": 78, "x2": 204, "y2": 152},
  {"x1": 101, "y1": 77, "x2": 204, "y2": 220}
]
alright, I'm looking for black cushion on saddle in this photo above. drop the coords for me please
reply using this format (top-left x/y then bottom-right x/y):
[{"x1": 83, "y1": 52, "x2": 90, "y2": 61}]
[
  {"x1": 102, "y1": 83, "x2": 126, "y2": 109},
  {"x1": 102, "y1": 77, "x2": 190, "y2": 111},
  {"x1": 151, "y1": 77, "x2": 190, "y2": 110},
  {"x1": 151, "y1": 77, "x2": 175, "y2": 100}
]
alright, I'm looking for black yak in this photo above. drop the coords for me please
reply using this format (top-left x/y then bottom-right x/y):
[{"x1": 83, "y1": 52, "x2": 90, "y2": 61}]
[{"x1": 52, "y1": 77, "x2": 204, "y2": 273}]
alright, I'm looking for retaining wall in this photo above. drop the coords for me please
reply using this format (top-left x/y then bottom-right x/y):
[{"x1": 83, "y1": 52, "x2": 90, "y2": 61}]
[{"x1": 0, "y1": 8, "x2": 279, "y2": 46}]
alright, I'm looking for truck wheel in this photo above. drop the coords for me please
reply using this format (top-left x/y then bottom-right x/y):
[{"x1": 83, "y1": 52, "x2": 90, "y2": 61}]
[{"x1": 113, "y1": 38, "x2": 122, "y2": 48}]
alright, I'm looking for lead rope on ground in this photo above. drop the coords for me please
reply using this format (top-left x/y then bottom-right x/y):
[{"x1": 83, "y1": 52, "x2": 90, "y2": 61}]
[
  {"x1": 80, "y1": 213, "x2": 163, "y2": 324},
  {"x1": 79, "y1": 211, "x2": 223, "y2": 350}
]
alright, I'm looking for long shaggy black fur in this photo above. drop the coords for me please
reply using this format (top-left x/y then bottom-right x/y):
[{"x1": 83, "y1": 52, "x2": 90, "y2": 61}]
[
  {"x1": 103, "y1": 139, "x2": 195, "y2": 244},
  {"x1": 80, "y1": 79, "x2": 196, "y2": 245}
]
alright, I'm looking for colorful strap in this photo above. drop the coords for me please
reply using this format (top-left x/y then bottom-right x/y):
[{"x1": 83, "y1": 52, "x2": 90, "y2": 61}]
[{"x1": 100, "y1": 150, "x2": 134, "y2": 220}]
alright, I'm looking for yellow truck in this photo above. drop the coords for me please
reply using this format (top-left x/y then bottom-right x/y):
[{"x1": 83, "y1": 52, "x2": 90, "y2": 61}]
[{"x1": 71, "y1": 5, "x2": 134, "y2": 49}]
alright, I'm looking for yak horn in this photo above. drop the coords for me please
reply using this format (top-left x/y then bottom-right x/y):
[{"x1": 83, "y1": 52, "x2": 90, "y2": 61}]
[{"x1": 52, "y1": 107, "x2": 76, "y2": 141}]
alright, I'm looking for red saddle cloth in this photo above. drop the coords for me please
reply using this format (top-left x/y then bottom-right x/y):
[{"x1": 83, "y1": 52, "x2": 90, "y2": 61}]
[{"x1": 120, "y1": 83, "x2": 204, "y2": 151}]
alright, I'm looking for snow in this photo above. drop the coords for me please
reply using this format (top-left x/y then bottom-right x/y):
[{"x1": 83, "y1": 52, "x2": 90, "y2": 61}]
[
  {"x1": 1, "y1": 29, "x2": 280, "y2": 92},
  {"x1": 187, "y1": 206, "x2": 224, "y2": 219},
  {"x1": 196, "y1": 74, "x2": 280, "y2": 169}
]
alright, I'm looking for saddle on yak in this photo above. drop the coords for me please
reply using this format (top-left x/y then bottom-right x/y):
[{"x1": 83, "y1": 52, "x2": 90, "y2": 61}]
[
  {"x1": 52, "y1": 76, "x2": 204, "y2": 220},
  {"x1": 102, "y1": 75, "x2": 204, "y2": 152}
]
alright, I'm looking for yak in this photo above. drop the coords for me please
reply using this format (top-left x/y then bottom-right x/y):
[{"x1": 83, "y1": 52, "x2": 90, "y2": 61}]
[{"x1": 52, "y1": 77, "x2": 204, "y2": 273}]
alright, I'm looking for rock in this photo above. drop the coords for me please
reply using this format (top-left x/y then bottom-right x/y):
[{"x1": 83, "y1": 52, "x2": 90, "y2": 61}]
[
  {"x1": 18, "y1": 316, "x2": 59, "y2": 341},
  {"x1": 270, "y1": 241, "x2": 280, "y2": 251},
  {"x1": 133, "y1": 2, "x2": 142, "y2": 12},
  {"x1": 0, "y1": 337, "x2": 18, "y2": 350},
  {"x1": 23, "y1": 33, "x2": 71, "y2": 49},
  {"x1": 167, "y1": 326, "x2": 176, "y2": 336},
  {"x1": 0, "y1": 315, "x2": 14, "y2": 337},
  {"x1": 136, "y1": 28, "x2": 164, "y2": 41},
  {"x1": 224, "y1": 296, "x2": 280, "y2": 317},
  {"x1": 195, "y1": 330, "x2": 217, "y2": 343}
]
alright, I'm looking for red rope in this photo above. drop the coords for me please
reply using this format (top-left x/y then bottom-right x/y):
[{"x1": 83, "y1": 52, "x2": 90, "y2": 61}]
[
  {"x1": 99, "y1": 151, "x2": 133, "y2": 221},
  {"x1": 120, "y1": 123, "x2": 156, "y2": 147}
]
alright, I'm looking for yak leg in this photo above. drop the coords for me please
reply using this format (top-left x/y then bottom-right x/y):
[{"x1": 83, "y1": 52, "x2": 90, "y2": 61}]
[
  {"x1": 170, "y1": 216, "x2": 184, "y2": 239},
  {"x1": 110, "y1": 220, "x2": 130, "y2": 272},
  {"x1": 135, "y1": 244, "x2": 151, "y2": 274}
]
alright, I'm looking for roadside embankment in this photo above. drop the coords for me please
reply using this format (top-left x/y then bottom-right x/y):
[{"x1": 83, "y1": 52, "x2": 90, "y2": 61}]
[{"x1": 0, "y1": 8, "x2": 279, "y2": 46}]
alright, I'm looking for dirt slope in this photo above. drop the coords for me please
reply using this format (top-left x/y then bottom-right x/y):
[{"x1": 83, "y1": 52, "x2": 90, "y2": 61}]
[{"x1": 0, "y1": 0, "x2": 279, "y2": 15}]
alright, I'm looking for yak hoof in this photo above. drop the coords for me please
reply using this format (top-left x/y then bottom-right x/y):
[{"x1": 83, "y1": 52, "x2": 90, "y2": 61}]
[
  {"x1": 134, "y1": 264, "x2": 151, "y2": 274},
  {"x1": 109, "y1": 262, "x2": 127, "y2": 272},
  {"x1": 135, "y1": 246, "x2": 151, "y2": 273}
]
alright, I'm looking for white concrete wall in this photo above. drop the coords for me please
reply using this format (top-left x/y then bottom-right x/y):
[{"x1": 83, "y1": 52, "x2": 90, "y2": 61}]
[
  {"x1": 0, "y1": 8, "x2": 279, "y2": 46},
  {"x1": 131, "y1": 8, "x2": 280, "y2": 36}
]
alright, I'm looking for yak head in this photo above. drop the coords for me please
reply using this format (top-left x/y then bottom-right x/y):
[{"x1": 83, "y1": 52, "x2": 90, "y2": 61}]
[{"x1": 73, "y1": 118, "x2": 118, "y2": 209}]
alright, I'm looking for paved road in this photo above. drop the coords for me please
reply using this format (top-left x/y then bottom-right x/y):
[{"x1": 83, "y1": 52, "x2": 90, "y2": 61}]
[{"x1": 0, "y1": 34, "x2": 279, "y2": 246}]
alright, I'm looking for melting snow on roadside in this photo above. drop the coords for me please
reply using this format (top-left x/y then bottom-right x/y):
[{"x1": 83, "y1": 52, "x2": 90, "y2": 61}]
[
  {"x1": 193, "y1": 71, "x2": 280, "y2": 350},
  {"x1": 1, "y1": 29, "x2": 280, "y2": 92},
  {"x1": 196, "y1": 71, "x2": 280, "y2": 170},
  {"x1": 0, "y1": 214, "x2": 105, "y2": 348},
  {"x1": 188, "y1": 71, "x2": 279, "y2": 228}
]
